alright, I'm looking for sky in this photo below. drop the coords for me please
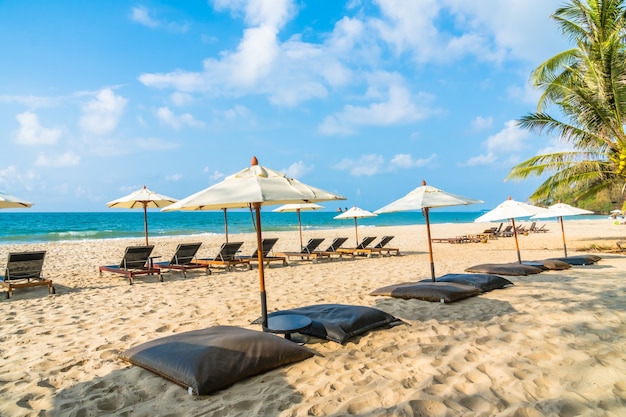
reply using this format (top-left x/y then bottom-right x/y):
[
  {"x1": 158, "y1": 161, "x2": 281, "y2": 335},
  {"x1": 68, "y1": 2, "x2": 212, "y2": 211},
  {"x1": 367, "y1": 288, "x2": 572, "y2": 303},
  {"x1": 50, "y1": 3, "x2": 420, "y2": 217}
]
[{"x1": 1, "y1": 0, "x2": 572, "y2": 212}]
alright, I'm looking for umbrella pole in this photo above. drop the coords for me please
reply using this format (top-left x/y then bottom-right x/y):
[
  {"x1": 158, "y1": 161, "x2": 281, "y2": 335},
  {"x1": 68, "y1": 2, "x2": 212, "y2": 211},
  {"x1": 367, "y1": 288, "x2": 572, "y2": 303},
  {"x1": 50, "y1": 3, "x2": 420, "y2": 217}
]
[
  {"x1": 297, "y1": 209, "x2": 303, "y2": 249},
  {"x1": 223, "y1": 208, "x2": 229, "y2": 243},
  {"x1": 254, "y1": 203, "x2": 268, "y2": 329},
  {"x1": 354, "y1": 218, "x2": 359, "y2": 246},
  {"x1": 143, "y1": 204, "x2": 149, "y2": 246},
  {"x1": 560, "y1": 216, "x2": 568, "y2": 257},
  {"x1": 424, "y1": 208, "x2": 436, "y2": 281},
  {"x1": 511, "y1": 218, "x2": 522, "y2": 263}
]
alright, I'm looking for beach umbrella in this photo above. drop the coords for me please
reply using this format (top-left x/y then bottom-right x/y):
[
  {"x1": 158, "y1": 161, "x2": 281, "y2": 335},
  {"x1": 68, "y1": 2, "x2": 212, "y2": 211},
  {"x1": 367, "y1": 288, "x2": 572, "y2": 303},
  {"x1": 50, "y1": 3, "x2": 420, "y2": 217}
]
[
  {"x1": 162, "y1": 156, "x2": 346, "y2": 328},
  {"x1": 334, "y1": 206, "x2": 377, "y2": 246},
  {"x1": 531, "y1": 202, "x2": 593, "y2": 257},
  {"x1": 0, "y1": 192, "x2": 33, "y2": 209},
  {"x1": 375, "y1": 180, "x2": 483, "y2": 281},
  {"x1": 107, "y1": 185, "x2": 178, "y2": 246},
  {"x1": 474, "y1": 197, "x2": 549, "y2": 264},
  {"x1": 272, "y1": 203, "x2": 324, "y2": 249}
]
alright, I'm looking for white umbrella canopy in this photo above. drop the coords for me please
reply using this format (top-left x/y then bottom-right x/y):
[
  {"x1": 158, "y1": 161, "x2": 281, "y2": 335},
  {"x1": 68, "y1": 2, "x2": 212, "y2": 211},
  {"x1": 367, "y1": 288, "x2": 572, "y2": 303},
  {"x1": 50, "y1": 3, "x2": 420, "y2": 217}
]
[
  {"x1": 163, "y1": 156, "x2": 346, "y2": 328},
  {"x1": 273, "y1": 203, "x2": 324, "y2": 248},
  {"x1": 334, "y1": 206, "x2": 377, "y2": 246},
  {"x1": 531, "y1": 202, "x2": 593, "y2": 257},
  {"x1": 107, "y1": 185, "x2": 178, "y2": 245},
  {"x1": 375, "y1": 180, "x2": 483, "y2": 281},
  {"x1": 0, "y1": 192, "x2": 33, "y2": 209},
  {"x1": 474, "y1": 197, "x2": 549, "y2": 263}
]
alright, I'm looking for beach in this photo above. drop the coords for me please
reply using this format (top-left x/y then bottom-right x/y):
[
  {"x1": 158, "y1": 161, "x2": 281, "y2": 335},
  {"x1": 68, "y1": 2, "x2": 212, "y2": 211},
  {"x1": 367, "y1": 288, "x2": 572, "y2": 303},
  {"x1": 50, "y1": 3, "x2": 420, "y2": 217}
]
[{"x1": 1, "y1": 219, "x2": 626, "y2": 416}]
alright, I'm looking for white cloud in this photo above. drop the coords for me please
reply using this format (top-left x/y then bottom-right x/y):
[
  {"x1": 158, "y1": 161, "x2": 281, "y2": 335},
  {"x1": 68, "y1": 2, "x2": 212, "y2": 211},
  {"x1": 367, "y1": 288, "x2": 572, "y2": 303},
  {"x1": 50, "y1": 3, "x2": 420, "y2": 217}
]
[
  {"x1": 156, "y1": 107, "x2": 205, "y2": 129},
  {"x1": 471, "y1": 116, "x2": 493, "y2": 131},
  {"x1": 130, "y1": 6, "x2": 159, "y2": 28},
  {"x1": 0, "y1": 94, "x2": 60, "y2": 108},
  {"x1": 283, "y1": 160, "x2": 313, "y2": 178},
  {"x1": 79, "y1": 89, "x2": 128, "y2": 135},
  {"x1": 130, "y1": 5, "x2": 189, "y2": 32},
  {"x1": 463, "y1": 119, "x2": 530, "y2": 166},
  {"x1": 14, "y1": 112, "x2": 62, "y2": 145},
  {"x1": 135, "y1": 137, "x2": 181, "y2": 151},
  {"x1": 207, "y1": 169, "x2": 225, "y2": 182},
  {"x1": 35, "y1": 151, "x2": 80, "y2": 167},
  {"x1": 165, "y1": 173, "x2": 183, "y2": 181},
  {"x1": 170, "y1": 92, "x2": 194, "y2": 106},
  {"x1": 390, "y1": 153, "x2": 436, "y2": 169},
  {"x1": 319, "y1": 83, "x2": 433, "y2": 136}
]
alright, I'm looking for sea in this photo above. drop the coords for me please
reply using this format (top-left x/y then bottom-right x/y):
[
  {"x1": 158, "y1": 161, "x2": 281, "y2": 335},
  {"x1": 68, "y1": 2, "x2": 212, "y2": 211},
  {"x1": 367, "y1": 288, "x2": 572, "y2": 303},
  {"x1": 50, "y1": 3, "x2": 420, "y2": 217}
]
[{"x1": 0, "y1": 210, "x2": 606, "y2": 244}]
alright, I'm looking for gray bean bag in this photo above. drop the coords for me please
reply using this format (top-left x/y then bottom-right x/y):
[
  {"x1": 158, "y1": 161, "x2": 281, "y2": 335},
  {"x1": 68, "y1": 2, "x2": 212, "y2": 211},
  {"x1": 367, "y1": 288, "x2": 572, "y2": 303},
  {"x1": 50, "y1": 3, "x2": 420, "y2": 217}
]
[
  {"x1": 370, "y1": 281, "x2": 481, "y2": 303},
  {"x1": 464, "y1": 263, "x2": 544, "y2": 276},
  {"x1": 120, "y1": 326, "x2": 315, "y2": 395},
  {"x1": 428, "y1": 273, "x2": 514, "y2": 292},
  {"x1": 258, "y1": 304, "x2": 403, "y2": 345},
  {"x1": 526, "y1": 259, "x2": 572, "y2": 270},
  {"x1": 547, "y1": 255, "x2": 601, "y2": 265}
]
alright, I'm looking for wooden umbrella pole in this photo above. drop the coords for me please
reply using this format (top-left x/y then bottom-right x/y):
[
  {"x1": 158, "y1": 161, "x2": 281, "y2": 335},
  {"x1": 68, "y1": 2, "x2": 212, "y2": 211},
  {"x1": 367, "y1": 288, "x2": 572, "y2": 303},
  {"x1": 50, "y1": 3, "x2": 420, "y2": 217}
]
[
  {"x1": 560, "y1": 216, "x2": 568, "y2": 257},
  {"x1": 297, "y1": 209, "x2": 303, "y2": 249},
  {"x1": 143, "y1": 203, "x2": 149, "y2": 246},
  {"x1": 354, "y1": 217, "x2": 359, "y2": 246},
  {"x1": 424, "y1": 207, "x2": 436, "y2": 281},
  {"x1": 254, "y1": 203, "x2": 268, "y2": 328},
  {"x1": 223, "y1": 208, "x2": 229, "y2": 243},
  {"x1": 512, "y1": 218, "x2": 522, "y2": 263}
]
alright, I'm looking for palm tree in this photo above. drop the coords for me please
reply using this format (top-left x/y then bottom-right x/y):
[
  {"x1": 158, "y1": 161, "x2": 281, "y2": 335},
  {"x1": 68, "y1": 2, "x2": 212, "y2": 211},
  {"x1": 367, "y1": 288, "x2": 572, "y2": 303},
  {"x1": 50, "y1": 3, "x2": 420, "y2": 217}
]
[{"x1": 507, "y1": 0, "x2": 626, "y2": 205}]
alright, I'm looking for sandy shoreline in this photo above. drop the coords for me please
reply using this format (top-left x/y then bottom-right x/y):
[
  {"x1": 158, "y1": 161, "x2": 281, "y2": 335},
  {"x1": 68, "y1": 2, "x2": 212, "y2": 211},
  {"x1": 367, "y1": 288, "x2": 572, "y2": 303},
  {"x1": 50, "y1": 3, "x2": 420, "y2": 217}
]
[{"x1": 1, "y1": 219, "x2": 626, "y2": 416}]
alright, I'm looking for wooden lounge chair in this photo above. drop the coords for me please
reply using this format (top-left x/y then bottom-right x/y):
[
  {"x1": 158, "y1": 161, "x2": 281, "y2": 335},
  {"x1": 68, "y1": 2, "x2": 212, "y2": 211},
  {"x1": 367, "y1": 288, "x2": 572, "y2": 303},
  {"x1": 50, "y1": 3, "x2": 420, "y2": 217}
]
[
  {"x1": 1, "y1": 251, "x2": 54, "y2": 299},
  {"x1": 312, "y1": 237, "x2": 350, "y2": 260},
  {"x1": 529, "y1": 222, "x2": 549, "y2": 233},
  {"x1": 154, "y1": 242, "x2": 211, "y2": 277},
  {"x1": 275, "y1": 238, "x2": 330, "y2": 263},
  {"x1": 370, "y1": 236, "x2": 400, "y2": 256},
  {"x1": 99, "y1": 245, "x2": 162, "y2": 285},
  {"x1": 336, "y1": 236, "x2": 378, "y2": 257},
  {"x1": 237, "y1": 238, "x2": 288, "y2": 267},
  {"x1": 495, "y1": 225, "x2": 514, "y2": 237},
  {"x1": 196, "y1": 242, "x2": 252, "y2": 271}
]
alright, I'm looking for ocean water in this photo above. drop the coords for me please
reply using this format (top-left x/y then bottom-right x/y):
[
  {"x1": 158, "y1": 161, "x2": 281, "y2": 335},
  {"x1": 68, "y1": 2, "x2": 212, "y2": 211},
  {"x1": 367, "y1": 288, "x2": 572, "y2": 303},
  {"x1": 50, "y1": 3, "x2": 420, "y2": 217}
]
[{"x1": 0, "y1": 210, "x2": 605, "y2": 244}]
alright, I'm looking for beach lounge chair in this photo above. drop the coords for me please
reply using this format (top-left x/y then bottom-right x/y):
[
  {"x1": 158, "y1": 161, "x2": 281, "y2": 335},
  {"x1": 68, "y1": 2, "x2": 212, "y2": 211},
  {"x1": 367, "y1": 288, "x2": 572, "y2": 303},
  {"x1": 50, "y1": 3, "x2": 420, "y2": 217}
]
[
  {"x1": 370, "y1": 236, "x2": 400, "y2": 256},
  {"x1": 312, "y1": 237, "x2": 350, "y2": 260},
  {"x1": 237, "y1": 238, "x2": 288, "y2": 267},
  {"x1": 336, "y1": 236, "x2": 378, "y2": 257},
  {"x1": 1, "y1": 251, "x2": 54, "y2": 299},
  {"x1": 154, "y1": 243, "x2": 211, "y2": 278},
  {"x1": 496, "y1": 225, "x2": 514, "y2": 237},
  {"x1": 275, "y1": 238, "x2": 330, "y2": 263},
  {"x1": 99, "y1": 245, "x2": 162, "y2": 285},
  {"x1": 529, "y1": 222, "x2": 549, "y2": 233},
  {"x1": 196, "y1": 242, "x2": 251, "y2": 271}
]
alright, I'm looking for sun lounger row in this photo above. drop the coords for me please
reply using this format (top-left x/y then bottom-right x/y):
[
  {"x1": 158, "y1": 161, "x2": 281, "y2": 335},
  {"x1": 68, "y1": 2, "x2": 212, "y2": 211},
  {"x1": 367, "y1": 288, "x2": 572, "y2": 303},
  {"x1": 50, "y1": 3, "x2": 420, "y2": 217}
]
[{"x1": 2, "y1": 235, "x2": 401, "y2": 297}]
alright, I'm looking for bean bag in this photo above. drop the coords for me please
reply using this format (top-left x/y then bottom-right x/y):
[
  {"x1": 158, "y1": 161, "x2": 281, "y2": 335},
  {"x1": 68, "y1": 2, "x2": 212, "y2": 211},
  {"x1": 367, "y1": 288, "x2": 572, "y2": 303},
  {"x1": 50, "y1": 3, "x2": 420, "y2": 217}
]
[
  {"x1": 370, "y1": 281, "x2": 481, "y2": 303},
  {"x1": 120, "y1": 326, "x2": 315, "y2": 395},
  {"x1": 258, "y1": 304, "x2": 403, "y2": 345},
  {"x1": 464, "y1": 263, "x2": 544, "y2": 276},
  {"x1": 429, "y1": 273, "x2": 514, "y2": 292}
]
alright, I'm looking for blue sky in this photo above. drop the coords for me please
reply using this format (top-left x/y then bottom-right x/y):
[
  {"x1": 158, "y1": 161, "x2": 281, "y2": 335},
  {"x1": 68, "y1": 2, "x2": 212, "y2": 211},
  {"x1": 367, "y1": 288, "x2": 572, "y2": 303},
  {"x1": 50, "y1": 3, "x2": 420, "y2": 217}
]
[{"x1": 1, "y1": 0, "x2": 570, "y2": 212}]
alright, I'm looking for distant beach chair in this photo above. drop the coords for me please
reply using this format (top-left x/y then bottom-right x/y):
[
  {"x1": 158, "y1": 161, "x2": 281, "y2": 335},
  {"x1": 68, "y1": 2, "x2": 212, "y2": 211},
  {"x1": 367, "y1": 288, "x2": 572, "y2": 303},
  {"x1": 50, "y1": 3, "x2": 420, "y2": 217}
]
[
  {"x1": 196, "y1": 242, "x2": 251, "y2": 271},
  {"x1": 237, "y1": 238, "x2": 288, "y2": 267},
  {"x1": 312, "y1": 237, "x2": 350, "y2": 260},
  {"x1": 336, "y1": 236, "x2": 378, "y2": 257},
  {"x1": 275, "y1": 238, "x2": 330, "y2": 263},
  {"x1": 1, "y1": 251, "x2": 54, "y2": 299},
  {"x1": 155, "y1": 242, "x2": 211, "y2": 278},
  {"x1": 99, "y1": 245, "x2": 162, "y2": 285},
  {"x1": 370, "y1": 236, "x2": 400, "y2": 256},
  {"x1": 496, "y1": 225, "x2": 514, "y2": 237}
]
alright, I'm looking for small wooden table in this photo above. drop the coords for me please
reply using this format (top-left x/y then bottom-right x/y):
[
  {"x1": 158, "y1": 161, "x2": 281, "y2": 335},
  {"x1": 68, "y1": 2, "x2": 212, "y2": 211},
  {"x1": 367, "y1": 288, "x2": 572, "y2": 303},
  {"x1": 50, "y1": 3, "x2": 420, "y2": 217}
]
[{"x1": 264, "y1": 314, "x2": 312, "y2": 340}]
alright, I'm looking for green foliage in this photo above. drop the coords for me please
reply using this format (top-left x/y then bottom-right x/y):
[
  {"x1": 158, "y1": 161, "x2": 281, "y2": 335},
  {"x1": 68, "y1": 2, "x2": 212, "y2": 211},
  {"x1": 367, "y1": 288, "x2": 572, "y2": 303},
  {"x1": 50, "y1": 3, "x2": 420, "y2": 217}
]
[{"x1": 508, "y1": 0, "x2": 626, "y2": 202}]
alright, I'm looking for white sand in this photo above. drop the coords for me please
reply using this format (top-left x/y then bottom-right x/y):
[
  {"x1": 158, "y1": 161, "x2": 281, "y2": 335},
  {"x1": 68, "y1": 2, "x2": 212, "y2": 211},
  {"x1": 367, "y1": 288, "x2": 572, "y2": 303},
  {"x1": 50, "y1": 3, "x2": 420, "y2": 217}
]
[{"x1": 1, "y1": 219, "x2": 626, "y2": 416}]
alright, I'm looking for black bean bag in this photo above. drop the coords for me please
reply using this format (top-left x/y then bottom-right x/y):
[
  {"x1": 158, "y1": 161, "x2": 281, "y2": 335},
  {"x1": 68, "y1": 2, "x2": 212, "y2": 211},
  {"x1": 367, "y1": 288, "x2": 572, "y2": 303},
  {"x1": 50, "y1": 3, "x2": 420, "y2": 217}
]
[
  {"x1": 370, "y1": 281, "x2": 481, "y2": 303},
  {"x1": 547, "y1": 255, "x2": 601, "y2": 265},
  {"x1": 258, "y1": 304, "x2": 403, "y2": 345},
  {"x1": 119, "y1": 326, "x2": 315, "y2": 395},
  {"x1": 526, "y1": 259, "x2": 572, "y2": 270},
  {"x1": 464, "y1": 263, "x2": 544, "y2": 276},
  {"x1": 429, "y1": 273, "x2": 514, "y2": 292}
]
